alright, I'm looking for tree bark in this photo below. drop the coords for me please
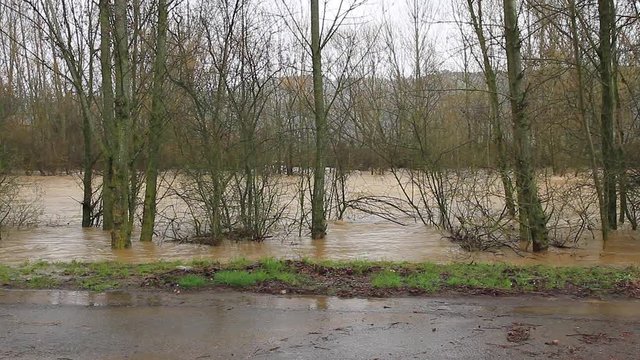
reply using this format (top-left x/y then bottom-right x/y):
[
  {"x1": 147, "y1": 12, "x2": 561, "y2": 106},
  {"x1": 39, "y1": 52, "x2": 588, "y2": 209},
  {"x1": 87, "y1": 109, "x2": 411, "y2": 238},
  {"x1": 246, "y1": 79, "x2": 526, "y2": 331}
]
[
  {"x1": 99, "y1": 0, "x2": 115, "y2": 231},
  {"x1": 598, "y1": 0, "x2": 617, "y2": 231},
  {"x1": 140, "y1": 0, "x2": 168, "y2": 242},
  {"x1": 310, "y1": 0, "x2": 327, "y2": 239},
  {"x1": 503, "y1": 0, "x2": 549, "y2": 251},
  {"x1": 466, "y1": 0, "x2": 516, "y2": 218},
  {"x1": 111, "y1": 0, "x2": 133, "y2": 248},
  {"x1": 81, "y1": 103, "x2": 94, "y2": 228},
  {"x1": 568, "y1": 0, "x2": 608, "y2": 240}
]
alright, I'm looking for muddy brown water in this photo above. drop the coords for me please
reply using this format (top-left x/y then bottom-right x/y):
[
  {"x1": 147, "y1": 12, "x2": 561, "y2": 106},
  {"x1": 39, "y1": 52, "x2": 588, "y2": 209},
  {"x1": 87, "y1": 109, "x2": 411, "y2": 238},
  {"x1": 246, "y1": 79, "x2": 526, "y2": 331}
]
[{"x1": 0, "y1": 175, "x2": 639, "y2": 266}]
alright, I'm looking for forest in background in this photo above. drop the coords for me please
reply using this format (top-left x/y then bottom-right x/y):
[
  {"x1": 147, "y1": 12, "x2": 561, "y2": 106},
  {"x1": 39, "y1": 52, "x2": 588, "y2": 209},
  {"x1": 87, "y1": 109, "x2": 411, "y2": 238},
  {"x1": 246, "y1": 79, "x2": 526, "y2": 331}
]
[{"x1": 0, "y1": 0, "x2": 638, "y2": 252}]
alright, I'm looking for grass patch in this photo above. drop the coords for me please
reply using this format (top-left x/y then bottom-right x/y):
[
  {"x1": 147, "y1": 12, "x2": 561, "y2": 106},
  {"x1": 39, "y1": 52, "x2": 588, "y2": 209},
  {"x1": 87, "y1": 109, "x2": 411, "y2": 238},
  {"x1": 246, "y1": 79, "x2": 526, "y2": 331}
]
[
  {"x1": 371, "y1": 270, "x2": 403, "y2": 288},
  {"x1": 135, "y1": 261, "x2": 184, "y2": 275},
  {"x1": 406, "y1": 272, "x2": 441, "y2": 292},
  {"x1": 18, "y1": 260, "x2": 51, "y2": 275},
  {"x1": 80, "y1": 279, "x2": 119, "y2": 292},
  {"x1": 177, "y1": 274, "x2": 209, "y2": 289},
  {"x1": 271, "y1": 271, "x2": 300, "y2": 285},
  {"x1": 260, "y1": 258, "x2": 285, "y2": 273},
  {"x1": 228, "y1": 257, "x2": 252, "y2": 270},
  {"x1": 214, "y1": 270, "x2": 269, "y2": 287},
  {"x1": 313, "y1": 258, "x2": 381, "y2": 274},
  {"x1": 213, "y1": 267, "x2": 301, "y2": 287},
  {"x1": 443, "y1": 263, "x2": 513, "y2": 290},
  {"x1": 25, "y1": 275, "x2": 59, "y2": 289},
  {"x1": 0, "y1": 259, "x2": 637, "y2": 298},
  {"x1": 0, "y1": 264, "x2": 17, "y2": 284}
]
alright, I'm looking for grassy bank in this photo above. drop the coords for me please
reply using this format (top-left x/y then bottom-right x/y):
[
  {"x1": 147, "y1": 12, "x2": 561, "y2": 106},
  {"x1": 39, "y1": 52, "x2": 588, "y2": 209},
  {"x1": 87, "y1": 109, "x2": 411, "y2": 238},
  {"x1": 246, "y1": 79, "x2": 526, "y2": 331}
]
[{"x1": 1, "y1": 258, "x2": 638, "y2": 298}]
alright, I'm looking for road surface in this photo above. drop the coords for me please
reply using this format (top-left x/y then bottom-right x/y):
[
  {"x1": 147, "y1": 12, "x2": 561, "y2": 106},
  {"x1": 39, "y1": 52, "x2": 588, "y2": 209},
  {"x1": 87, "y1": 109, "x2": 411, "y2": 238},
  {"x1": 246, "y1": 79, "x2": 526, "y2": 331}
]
[{"x1": 1, "y1": 289, "x2": 639, "y2": 359}]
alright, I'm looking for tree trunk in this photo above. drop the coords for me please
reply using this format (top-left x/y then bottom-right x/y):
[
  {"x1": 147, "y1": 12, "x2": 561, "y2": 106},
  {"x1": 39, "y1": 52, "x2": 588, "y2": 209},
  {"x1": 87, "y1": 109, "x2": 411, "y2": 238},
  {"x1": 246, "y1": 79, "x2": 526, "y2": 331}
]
[
  {"x1": 612, "y1": 33, "x2": 627, "y2": 226},
  {"x1": 81, "y1": 107, "x2": 94, "y2": 227},
  {"x1": 111, "y1": 0, "x2": 133, "y2": 248},
  {"x1": 99, "y1": 0, "x2": 115, "y2": 231},
  {"x1": 140, "y1": 0, "x2": 168, "y2": 242},
  {"x1": 503, "y1": 0, "x2": 548, "y2": 251},
  {"x1": 598, "y1": 0, "x2": 617, "y2": 231},
  {"x1": 467, "y1": 0, "x2": 516, "y2": 218},
  {"x1": 37, "y1": 0, "x2": 96, "y2": 227},
  {"x1": 568, "y1": 0, "x2": 608, "y2": 240},
  {"x1": 128, "y1": 0, "x2": 142, "y2": 233},
  {"x1": 310, "y1": 0, "x2": 327, "y2": 239}
]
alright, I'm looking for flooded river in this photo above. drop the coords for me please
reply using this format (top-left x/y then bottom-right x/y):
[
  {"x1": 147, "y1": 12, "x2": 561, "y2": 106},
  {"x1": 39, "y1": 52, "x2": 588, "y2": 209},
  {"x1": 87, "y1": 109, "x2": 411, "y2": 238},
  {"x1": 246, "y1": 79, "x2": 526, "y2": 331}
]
[{"x1": 0, "y1": 175, "x2": 638, "y2": 266}]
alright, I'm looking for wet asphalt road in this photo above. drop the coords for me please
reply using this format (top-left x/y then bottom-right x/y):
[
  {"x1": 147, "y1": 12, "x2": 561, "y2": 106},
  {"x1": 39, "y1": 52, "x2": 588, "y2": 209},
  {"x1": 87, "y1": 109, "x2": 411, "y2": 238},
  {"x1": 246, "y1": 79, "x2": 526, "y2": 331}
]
[{"x1": 0, "y1": 289, "x2": 639, "y2": 359}]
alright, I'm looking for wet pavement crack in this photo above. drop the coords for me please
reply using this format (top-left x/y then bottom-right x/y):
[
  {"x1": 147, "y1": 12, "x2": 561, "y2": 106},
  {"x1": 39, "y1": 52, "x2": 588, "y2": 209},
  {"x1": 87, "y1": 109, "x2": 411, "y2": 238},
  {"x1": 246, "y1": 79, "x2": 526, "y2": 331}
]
[{"x1": 566, "y1": 331, "x2": 619, "y2": 344}]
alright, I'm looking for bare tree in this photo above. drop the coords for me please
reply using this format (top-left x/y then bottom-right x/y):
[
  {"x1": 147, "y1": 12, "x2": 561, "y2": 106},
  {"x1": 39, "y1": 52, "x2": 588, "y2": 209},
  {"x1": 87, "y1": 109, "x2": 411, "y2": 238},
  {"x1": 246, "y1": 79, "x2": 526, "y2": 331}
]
[
  {"x1": 110, "y1": 0, "x2": 135, "y2": 248},
  {"x1": 22, "y1": 0, "x2": 101, "y2": 227},
  {"x1": 463, "y1": 0, "x2": 516, "y2": 218},
  {"x1": 597, "y1": 0, "x2": 618, "y2": 232},
  {"x1": 310, "y1": 0, "x2": 328, "y2": 239},
  {"x1": 503, "y1": 0, "x2": 548, "y2": 251},
  {"x1": 140, "y1": 0, "x2": 170, "y2": 242}
]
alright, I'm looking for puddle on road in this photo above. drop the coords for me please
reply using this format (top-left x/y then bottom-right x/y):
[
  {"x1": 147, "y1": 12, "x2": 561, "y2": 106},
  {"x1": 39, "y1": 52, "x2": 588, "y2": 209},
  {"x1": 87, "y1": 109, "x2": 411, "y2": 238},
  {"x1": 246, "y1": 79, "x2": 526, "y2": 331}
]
[
  {"x1": 3, "y1": 289, "x2": 640, "y2": 322},
  {"x1": 0, "y1": 288, "x2": 387, "y2": 311},
  {"x1": 0, "y1": 289, "x2": 167, "y2": 307},
  {"x1": 513, "y1": 299, "x2": 640, "y2": 319}
]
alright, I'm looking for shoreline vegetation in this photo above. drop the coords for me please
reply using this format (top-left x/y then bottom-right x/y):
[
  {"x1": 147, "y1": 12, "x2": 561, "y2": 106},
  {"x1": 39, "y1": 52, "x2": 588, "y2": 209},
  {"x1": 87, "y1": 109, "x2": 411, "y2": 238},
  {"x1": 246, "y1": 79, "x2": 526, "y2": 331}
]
[{"x1": 1, "y1": 259, "x2": 638, "y2": 299}]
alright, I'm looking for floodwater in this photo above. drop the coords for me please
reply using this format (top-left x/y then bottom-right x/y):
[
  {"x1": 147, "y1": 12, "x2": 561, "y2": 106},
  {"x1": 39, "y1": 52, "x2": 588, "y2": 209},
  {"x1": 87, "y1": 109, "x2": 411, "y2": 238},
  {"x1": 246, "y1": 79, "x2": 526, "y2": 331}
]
[{"x1": 0, "y1": 175, "x2": 639, "y2": 266}]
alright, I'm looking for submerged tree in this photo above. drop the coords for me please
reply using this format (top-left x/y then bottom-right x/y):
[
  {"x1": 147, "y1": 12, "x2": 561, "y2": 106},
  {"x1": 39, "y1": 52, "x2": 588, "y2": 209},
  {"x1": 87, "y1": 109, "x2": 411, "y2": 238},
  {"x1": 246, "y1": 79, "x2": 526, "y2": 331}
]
[
  {"x1": 464, "y1": 0, "x2": 516, "y2": 218},
  {"x1": 566, "y1": 0, "x2": 608, "y2": 240},
  {"x1": 99, "y1": 0, "x2": 115, "y2": 231},
  {"x1": 310, "y1": 0, "x2": 328, "y2": 239},
  {"x1": 503, "y1": 0, "x2": 548, "y2": 251},
  {"x1": 110, "y1": 0, "x2": 134, "y2": 248},
  {"x1": 140, "y1": 0, "x2": 169, "y2": 242},
  {"x1": 597, "y1": 0, "x2": 617, "y2": 233},
  {"x1": 24, "y1": 0, "x2": 100, "y2": 228}
]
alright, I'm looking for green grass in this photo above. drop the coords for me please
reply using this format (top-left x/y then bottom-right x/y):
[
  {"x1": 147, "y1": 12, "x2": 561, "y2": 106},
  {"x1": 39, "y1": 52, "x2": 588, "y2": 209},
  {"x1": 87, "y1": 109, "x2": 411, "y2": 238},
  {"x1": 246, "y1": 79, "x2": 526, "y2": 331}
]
[
  {"x1": 135, "y1": 261, "x2": 184, "y2": 275},
  {"x1": 442, "y1": 263, "x2": 513, "y2": 290},
  {"x1": 271, "y1": 271, "x2": 300, "y2": 285},
  {"x1": 214, "y1": 270, "x2": 269, "y2": 287},
  {"x1": 405, "y1": 272, "x2": 441, "y2": 292},
  {"x1": 228, "y1": 257, "x2": 252, "y2": 270},
  {"x1": 177, "y1": 274, "x2": 209, "y2": 289},
  {"x1": 80, "y1": 279, "x2": 119, "y2": 291},
  {"x1": 261, "y1": 257, "x2": 285, "y2": 273},
  {"x1": 0, "y1": 264, "x2": 17, "y2": 283},
  {"x1": 24, "y1": 275, "x2": 59, "y2": 289},
  {"x1": 371, "y1": 270, "x2": 403, "y2": 288},
  {"x1": 312, "y1": 258, "x2": 383, "y2": 274},
  {"x1": 0, "y1": 259, "x2": 637, "y2": 297},
  {"x1": 213, "y1": 268, "x2": 302, "y2": 287}
]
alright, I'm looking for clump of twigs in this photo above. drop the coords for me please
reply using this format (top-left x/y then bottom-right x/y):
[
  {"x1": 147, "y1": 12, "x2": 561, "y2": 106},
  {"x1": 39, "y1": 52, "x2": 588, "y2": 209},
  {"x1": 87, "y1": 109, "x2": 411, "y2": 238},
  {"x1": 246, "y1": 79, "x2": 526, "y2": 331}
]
[
  {"x1": 446, "y1": 171, "x2": 519, "y2": 252},
  {"x1": 540, "y1": 173, "x2": 596, "y2": 248},
  {"x1": 624, "y1": 169, "x2": 640, "y2": 230},
  {"x1": 156, "y1": 169, "x2": 292, "y2": 245},
  {"x1": 0, "y1": 176, "x2": 43, "y2": 238}
]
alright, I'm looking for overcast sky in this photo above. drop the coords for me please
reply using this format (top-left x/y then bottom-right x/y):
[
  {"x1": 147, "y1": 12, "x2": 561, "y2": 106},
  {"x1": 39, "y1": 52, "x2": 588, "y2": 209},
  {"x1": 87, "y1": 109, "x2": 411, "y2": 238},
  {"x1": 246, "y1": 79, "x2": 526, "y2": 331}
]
[{"x1": 310, "y1": 0, "x2": 464, "y2": 70}]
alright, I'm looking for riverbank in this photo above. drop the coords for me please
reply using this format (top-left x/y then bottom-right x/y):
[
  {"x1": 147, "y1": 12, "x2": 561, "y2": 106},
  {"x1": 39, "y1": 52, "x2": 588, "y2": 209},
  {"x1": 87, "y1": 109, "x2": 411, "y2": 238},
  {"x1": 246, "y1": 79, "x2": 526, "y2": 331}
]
[{"x1": 1, "y1": 259, "x2": 639, "y2": 299}]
